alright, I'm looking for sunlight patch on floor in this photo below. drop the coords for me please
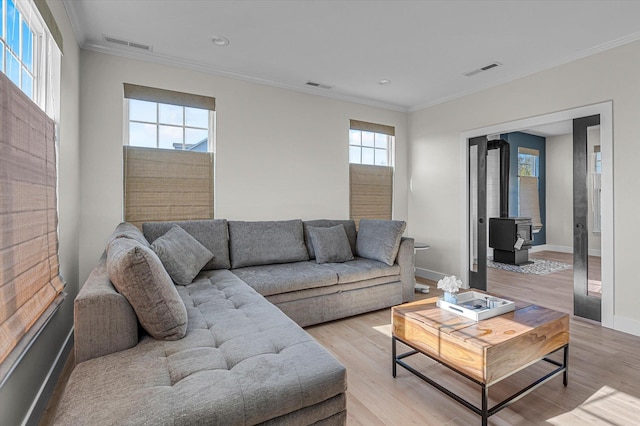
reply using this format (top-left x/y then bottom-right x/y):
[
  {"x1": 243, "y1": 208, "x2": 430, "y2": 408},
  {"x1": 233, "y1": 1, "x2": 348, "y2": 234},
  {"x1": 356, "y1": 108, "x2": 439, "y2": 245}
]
[
  {"x1": 372, "y1": 324, "x2": 392, "y2": 337},
  {"x1": 547, "y1": 385, "x2": 637, "y2": 425}
]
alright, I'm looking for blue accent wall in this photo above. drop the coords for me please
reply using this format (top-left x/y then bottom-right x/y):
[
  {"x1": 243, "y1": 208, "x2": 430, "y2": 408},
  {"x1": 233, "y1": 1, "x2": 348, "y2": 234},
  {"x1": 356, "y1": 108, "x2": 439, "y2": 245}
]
[{"x1": 501, "y1": 132, "x2": 546, "y2": 245}]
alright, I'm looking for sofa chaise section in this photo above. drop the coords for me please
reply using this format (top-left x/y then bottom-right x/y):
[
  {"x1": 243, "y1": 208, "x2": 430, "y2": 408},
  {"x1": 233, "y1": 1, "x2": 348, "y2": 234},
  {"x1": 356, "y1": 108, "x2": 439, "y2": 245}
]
[{"x1": 56, "y1": 266, "x2": 347, "y2": 425}]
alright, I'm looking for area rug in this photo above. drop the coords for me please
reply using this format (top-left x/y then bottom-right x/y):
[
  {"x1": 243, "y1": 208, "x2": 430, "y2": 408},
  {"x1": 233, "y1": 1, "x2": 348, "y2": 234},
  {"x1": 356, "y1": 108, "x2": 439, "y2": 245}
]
[{"x1": 487, "y1": 258, "x2": 572, "y2": 275}]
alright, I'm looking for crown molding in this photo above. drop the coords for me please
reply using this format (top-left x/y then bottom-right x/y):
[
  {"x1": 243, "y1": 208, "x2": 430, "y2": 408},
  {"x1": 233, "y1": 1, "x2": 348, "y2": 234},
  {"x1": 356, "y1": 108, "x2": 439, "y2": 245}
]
[
  {"x1": 80, "y1": 41, "x2": 409, "y2": 113},
  {"x1": 61, "y1": 0, "x2": 86, "y2": 47}
]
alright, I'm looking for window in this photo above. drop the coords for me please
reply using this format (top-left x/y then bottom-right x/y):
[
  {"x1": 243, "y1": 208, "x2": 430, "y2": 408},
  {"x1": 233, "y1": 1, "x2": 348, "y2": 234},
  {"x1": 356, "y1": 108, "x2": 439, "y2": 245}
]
[
  {"x1": 1, "y1": 0, "x2": 35, "y2": 98},
  {"x1": 0, "y1": 0, "x2": 63, "y2": 378},
  {"x1": 349, "y1": 129, "x2": 392, "y2": 166},
  {"x1": 517, "y1": 147, "x2": 543, "y2": 232},
  {"x1": 128, "y1": 100, "x2": 210, "y2": 151},
  {"x1": 517, "y1": 151, "x2": 538, "y2": 177},
  {"x1": 123, "y1": 84, "x2": 216, "y2": 227},
  {"x1": 349, "y1": 120, "x2": 395, "y2": 226}
]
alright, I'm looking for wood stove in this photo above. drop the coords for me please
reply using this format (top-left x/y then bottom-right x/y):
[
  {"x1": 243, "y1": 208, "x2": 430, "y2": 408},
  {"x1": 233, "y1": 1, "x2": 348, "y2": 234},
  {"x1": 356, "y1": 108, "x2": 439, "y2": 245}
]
[{"x1": 489, "y1": 217, "x2": 533, "y2": 265}]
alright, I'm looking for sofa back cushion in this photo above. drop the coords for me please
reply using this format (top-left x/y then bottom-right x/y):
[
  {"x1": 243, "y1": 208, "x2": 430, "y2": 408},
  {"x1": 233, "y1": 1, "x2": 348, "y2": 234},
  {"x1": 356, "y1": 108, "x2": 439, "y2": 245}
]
[
  {"x1": 228, "y1": 220, "x2": 309, "y2": 268},
  {"x1": 303, "y1": 219, "x2": 357, "y2": 259},
  {"x1": 143, "y1": 219, "x2": 230, "y2": 270},
  {"x1": 107, "y1": 238, "x2": 187, "y2": 340}
]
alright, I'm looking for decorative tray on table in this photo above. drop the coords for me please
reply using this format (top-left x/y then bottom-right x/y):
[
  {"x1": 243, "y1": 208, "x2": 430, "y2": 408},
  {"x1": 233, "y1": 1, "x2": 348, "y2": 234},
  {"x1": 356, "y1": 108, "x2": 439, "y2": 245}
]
[{"x1": 436, "y1": 291, "x2": 515, "y2": 321}]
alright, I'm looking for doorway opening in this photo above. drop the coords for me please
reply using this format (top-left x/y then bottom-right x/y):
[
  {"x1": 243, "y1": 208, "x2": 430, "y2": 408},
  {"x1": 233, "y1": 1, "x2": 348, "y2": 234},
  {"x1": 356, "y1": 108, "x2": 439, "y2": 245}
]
[{"x1": 460, "y1": 102, "x2": 613, "y2": 328}]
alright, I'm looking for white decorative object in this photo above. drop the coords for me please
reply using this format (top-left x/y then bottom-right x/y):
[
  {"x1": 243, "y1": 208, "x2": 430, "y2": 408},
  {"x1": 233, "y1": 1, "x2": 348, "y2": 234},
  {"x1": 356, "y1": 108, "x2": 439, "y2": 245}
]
[{"x1": 437, "y1": 275, "x2": 463, "y2": 294}]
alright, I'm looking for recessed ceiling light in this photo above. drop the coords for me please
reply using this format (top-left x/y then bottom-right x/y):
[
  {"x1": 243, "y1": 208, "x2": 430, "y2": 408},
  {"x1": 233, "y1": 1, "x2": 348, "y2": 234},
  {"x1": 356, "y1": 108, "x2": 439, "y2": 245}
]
[
  {"x1": 378, "y1": 79, "x2": 391, "y2": 85},
  {"x1": 211, "y1": 36, "x2": 230, "y2": 47}
]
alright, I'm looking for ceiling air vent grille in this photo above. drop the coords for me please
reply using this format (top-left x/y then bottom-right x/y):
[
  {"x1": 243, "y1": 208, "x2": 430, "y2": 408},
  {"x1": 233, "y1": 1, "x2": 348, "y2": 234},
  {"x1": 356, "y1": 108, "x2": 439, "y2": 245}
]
[
  {"x1": 104, "y1": 35, "x2": 152, "y2": 52},
  {"x1": 305, "y1": 81, "x2": 333, "y2": 90},
  {"x1": 463, "y1": 62, "x2": 501, "y2": 77}
]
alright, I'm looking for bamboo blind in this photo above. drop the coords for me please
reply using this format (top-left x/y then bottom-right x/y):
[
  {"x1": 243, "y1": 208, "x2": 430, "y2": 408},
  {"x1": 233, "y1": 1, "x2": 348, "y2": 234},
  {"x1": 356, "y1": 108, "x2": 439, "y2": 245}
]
[
  {"x1": 0, "y1": 72, "x2": 64, "y2": 366},
  {"x1": 519, "y1": 175, "x2": 543, "y2": 231},
  {"x1": 123, "y1": 146, "x2": 214, "y2": 228},
  {"x1": 349, "y1": 164, "x2": 393, "y2": 227}
]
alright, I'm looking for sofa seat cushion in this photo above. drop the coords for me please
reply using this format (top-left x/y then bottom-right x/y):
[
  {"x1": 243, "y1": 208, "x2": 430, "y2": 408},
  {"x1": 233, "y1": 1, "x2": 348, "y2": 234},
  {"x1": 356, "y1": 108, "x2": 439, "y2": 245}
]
[
  {"x1": 319, "y1": 257, "x2": 401, "y2": 284},
  {"x1": 231, "y1": 261, "x2": 338, "y2": 296},
  {"x1": 55, "y1": 270, "x2": 346, "y2": 425}
]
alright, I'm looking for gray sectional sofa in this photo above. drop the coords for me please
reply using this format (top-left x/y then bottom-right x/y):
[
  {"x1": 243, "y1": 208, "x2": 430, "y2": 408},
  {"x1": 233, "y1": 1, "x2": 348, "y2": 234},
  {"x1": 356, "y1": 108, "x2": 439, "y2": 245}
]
[{"x1": 54, "y1": 219, "x2": 415, "y2": 425}]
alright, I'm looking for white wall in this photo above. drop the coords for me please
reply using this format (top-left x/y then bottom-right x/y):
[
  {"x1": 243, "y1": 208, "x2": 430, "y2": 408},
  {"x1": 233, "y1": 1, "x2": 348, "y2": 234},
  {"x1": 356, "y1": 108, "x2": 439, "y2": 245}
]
[
  {"x1": 78, "y1": 51, "x2": 409, "y2": 282},
  {"x1": 409, "y1": 39, "x2": 640, "y2": 333},
  {"x1": 546, "y1": 129, "x2": 601, "y2": 253}
]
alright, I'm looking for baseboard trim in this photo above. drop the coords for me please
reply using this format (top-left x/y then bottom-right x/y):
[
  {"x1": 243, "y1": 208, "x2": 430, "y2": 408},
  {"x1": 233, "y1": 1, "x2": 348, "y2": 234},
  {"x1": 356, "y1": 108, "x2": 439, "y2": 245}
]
[
  {"x1": 614, "y1": 315, "x2": 640, "y2": 338},
  {"x1": 416, "y1": 267, "x2": 446, "y2": 282},
  {"x1": 534, "y1": 244, "x2": 601, "y2": 257},
  {"x1": 25, "y1": 328, "x2": 74, "y2": 426}
]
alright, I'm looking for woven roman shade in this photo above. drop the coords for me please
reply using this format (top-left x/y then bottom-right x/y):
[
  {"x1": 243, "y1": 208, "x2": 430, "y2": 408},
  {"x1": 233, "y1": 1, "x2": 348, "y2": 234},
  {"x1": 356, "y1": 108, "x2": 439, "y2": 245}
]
[
  {"x1": 349, "y1": 164, "x2": 393, "y2": 227},
  {"x1": 123, "y1": 147, "x2": 214, "y2": 228},
  {"x1": 519, "y1": 176, "x2": 543, "y2": 232},
  {"x1": 0, "y1": 72, "x2": 64, "y2": 366},
  {"x1": 349, "y1": 119, "x2": 395, "y2": 136}
]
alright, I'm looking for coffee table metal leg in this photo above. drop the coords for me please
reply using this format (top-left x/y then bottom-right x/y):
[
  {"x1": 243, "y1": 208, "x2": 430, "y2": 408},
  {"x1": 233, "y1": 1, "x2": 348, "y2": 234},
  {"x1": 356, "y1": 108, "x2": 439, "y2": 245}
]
[
  {"x1": 563, "y1": 344, "x2": 569, "y2": 386},
  {"x1": 392, "y1": 336, "x2": 397, "y2": 378},
  {"x1": 481, "y1": 385, "x2": 489, "y2": 426}
]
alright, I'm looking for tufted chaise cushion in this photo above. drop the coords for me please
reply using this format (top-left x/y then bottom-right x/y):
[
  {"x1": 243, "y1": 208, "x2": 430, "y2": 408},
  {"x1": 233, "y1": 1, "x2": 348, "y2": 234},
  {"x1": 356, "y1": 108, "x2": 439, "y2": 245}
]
[{"x1": 55, "y1": 270, "x2": 347, "y2": 425}]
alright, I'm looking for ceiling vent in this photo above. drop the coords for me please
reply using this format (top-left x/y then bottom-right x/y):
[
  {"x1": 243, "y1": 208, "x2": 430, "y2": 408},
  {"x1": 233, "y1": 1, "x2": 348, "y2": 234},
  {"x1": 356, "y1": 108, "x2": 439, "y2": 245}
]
[
  {"x1": 104, "y1": 35, "x2": 152, "y2": 52},
  {"x1": 463, "y1": 62, "x2": 501, "y2": 77},
  {"x1": 305, "y1": 81, "x2": 333, "y2": 90}
]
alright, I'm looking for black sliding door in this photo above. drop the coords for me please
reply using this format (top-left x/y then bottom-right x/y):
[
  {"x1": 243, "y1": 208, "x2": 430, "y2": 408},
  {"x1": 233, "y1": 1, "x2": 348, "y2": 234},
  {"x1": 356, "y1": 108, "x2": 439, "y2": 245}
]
[{"x1": 469, "y1": 136, "x2": 488, "y2": 290}]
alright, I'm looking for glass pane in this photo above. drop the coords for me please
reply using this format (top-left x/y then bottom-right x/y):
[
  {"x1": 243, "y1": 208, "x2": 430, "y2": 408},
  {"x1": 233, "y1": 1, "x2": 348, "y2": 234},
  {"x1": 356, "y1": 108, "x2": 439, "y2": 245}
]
[
  {"x1": 158, "y1": 124, "x2": 183, "y2": 150},
  {"x1": 185, "y1": 107, "x2": 208, "y2": 128},
  {"x1": 21, "y1": 68, "x2": 32, "y2": 98},
  {"x1": 362, "y1": 131, "x2": 374, "y2": 147},
  {"x1": 374, "y1": 149, "x2": 388, "y2": 166},
  {"x1": 349, "y1": 129, "x2": 361, "y2": 146},
  {"x1": 185, "y1": 128, "x2": 208, "y2": 149},
  {"x1": 21, "y1": 20, "x2": 33, "y2": 71},
  {"x1": 374, "y1": 133, "x2": 387, "y2": 149},
  {"x1": 129, "y1": 99, "x2": 157, "y2": 122},
  {"x1": 7, "y1": 0, "x2": 19, "y2": 54},
  {"x1": 129, "y1": 123, "x2": 157, "y2": 147},
  {"x1": 1, "y1": 42, "x2": 5, "y2": 73},
  {"x1": 349, "y1": 146, "x2": 361, "y2": 163},
  {"x1": 159, "y1": 103, "x2": 183, "y2": 125},
  {"x1": 361, "y1": 147, "x2": 374, "y2": 165},
  {"x1": 6, "y1": 51, "x2": 19, "y2": 86},
  {"x1": 469, "y1": 144, "x2": 478, "y2": 272},
  {"x1": 1, "y1": 0, "x2": 4, "y2": 41}
]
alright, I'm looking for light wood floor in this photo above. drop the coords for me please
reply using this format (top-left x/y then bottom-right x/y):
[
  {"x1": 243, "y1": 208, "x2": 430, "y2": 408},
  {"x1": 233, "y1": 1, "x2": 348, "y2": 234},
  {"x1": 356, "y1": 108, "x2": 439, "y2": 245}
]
[{"x1": 42, "y1": 253, "x2": 638, "y2": 425}]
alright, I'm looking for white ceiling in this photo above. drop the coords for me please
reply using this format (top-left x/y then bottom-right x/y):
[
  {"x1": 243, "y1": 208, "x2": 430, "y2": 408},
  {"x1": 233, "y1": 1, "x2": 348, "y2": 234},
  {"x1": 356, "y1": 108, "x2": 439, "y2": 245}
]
[{"x1": 63, "y1": 0, "x2": 640, "y2": 112}]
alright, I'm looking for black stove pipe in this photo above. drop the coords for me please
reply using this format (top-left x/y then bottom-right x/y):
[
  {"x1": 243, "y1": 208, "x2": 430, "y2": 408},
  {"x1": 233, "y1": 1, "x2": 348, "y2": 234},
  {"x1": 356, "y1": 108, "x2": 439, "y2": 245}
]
[{"x1": 487, "y1": 139, "x2": 510, "y2": 218}]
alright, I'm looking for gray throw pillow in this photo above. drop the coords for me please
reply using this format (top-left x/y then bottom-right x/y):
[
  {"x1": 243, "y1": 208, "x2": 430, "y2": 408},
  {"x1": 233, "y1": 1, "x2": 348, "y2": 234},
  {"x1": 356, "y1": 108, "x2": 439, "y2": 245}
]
[
  {"x1": 308, "y1": 225, "x2": 354, "y2": 264},
  {"x1": 151, "y1": 225, "x2": 214, "y2": 285},
  {"x1": 106, "y1": 222, "x2": 151, "y2": 250},
  {"x1": 107, "y1": 238, "x2": 187, "y2": 340},
  {"x1": 356, "y1": 219, "x2": 407, "y2": 266}
]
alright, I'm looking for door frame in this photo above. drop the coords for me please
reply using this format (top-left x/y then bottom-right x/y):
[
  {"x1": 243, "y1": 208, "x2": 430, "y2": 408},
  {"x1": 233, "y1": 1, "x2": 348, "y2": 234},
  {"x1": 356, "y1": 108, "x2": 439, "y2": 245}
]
[{"x1": 459, "y1": 102, "x2": 613, "y2": 328}]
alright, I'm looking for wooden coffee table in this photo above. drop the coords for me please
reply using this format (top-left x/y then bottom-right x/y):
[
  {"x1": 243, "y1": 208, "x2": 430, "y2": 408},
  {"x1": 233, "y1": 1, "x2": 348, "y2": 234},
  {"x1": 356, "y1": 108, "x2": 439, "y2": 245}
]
[{"x1": 392, "y1": 292, "x2": 569, "y2": 425}]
